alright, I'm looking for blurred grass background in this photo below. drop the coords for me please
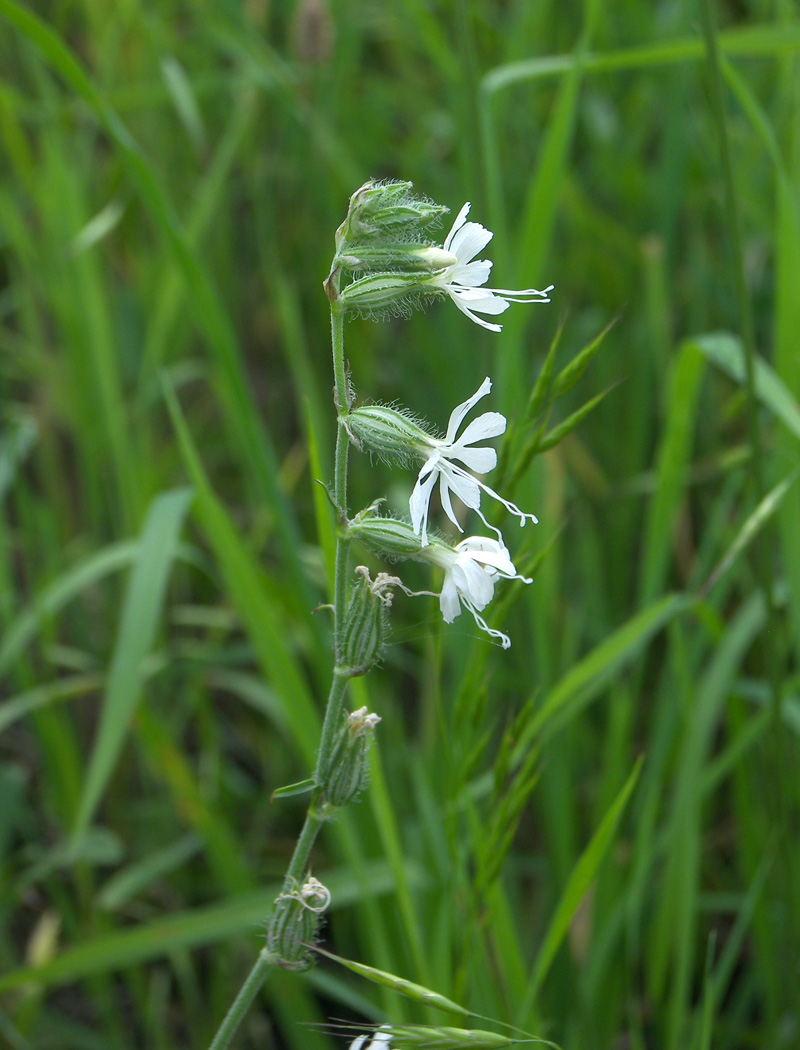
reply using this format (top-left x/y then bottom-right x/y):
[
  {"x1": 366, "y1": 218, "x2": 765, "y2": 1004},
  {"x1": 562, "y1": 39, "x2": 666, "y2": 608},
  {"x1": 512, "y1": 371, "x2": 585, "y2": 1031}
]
[{"x1": 1, "y1": 0, "x2": 800, "y2": 1048}]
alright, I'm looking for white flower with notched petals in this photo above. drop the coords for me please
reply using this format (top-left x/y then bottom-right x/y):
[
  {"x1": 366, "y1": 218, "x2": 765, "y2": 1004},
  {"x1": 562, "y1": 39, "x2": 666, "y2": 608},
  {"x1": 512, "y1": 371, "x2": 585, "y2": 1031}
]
[
  {"x1": 349, "y1": 1028, "x2": 393, "y2": 1050},
  {"x1": 409, "y1": 377, "x2": 538, "y2": 546},
  {"x1": 426, "y1": 536, "x2": 532, "y2": 649},
  {"x1": 429, "y1": 203, "x2": 553, "y2": 331}
]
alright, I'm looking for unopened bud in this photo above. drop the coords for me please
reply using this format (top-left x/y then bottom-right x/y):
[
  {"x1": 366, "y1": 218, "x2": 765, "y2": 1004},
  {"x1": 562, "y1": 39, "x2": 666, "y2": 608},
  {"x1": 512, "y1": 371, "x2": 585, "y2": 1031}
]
[
  {"x1": 339, "y1": 180, "x2": 447, "y2": 246},
  {"x1": 266, "y1": 875, "x2": 330, "y2": 970},
  {"x1": 321, "y1": 706, "x2": 381, "y2": 808},
  {"x1": 345, "y1": 406, "x2": 432, "y2": 465}
]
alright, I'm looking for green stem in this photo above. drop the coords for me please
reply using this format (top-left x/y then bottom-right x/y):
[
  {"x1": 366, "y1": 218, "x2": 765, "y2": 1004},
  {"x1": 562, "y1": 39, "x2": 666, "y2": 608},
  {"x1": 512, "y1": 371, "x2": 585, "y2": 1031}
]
[
  {"x1": 207, "y1": 949, "x2": 280, "y2": 1050},
  {"x1": 331, "y1": 302, "x2": 352, "y2": 647},
  {"x1": 280, "y1": 806, "x2": 326, "y2": 891},
  {"x1": 207, "y1": 295, "x2": 355, "y2": 1050}
]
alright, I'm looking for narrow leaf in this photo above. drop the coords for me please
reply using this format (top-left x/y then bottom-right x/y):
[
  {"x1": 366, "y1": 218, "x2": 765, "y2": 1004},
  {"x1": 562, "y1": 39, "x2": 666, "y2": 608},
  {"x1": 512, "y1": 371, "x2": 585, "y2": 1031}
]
[
  {"x1": 522, "y1": 758, "x2": 642, "y2": 1008},
  {"x1": 313, "y1": 946, "x2": 471, "y2": 1018},
  {"x1": 73, "y1": 488, "x2": 193, "y2": 839}
]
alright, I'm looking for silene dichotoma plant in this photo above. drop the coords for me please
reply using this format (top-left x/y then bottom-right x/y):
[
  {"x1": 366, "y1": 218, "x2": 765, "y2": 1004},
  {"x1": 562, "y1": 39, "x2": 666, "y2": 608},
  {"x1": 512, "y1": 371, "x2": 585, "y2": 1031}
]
[{"x1": 207, "y1": 180, "x2": 552, "y2": 1050}]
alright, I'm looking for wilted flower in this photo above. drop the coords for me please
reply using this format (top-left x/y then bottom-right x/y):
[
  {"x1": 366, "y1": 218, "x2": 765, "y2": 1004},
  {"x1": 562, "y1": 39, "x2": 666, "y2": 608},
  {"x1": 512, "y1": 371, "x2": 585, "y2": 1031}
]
[
  {"x1": 267, "y1": 874, "x2": 331, "y2": 970},
  {"x1": 409, "y1": 377, "x2": 538, "y2": 546},
  {"x1": 423, "y1": 536, "x2": 532, "y2": 649},
  {"x1": 321, "y1": 705, "x2": 382, "y2": 809},
  {"x1": 427, "y1": 203, "x2": 553, "y2": 331}
]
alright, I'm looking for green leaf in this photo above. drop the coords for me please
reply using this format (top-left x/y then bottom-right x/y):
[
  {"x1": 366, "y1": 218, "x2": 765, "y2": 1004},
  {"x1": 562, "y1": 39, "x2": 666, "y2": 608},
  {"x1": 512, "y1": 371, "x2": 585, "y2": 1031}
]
[
  {"x1": 270, "y1": 778, "x2": 316, "y2": 802},
  {"x1": 696, "y1": 331, "x2": 800, "y2": 443},
  {"x1": 73, "y1": 488, "x2": 193, "y2": 840},
  {"x1": 521, "y1": 757, "x2": 642, "y2": 1009},
  {"x1": 163, "y1": 380, "x2": 321, "y2": 766},
  {"x1": 537, "y1": 385, "x2": 614, "y2": 453},
  {"x1": 551, "y1": 313, "x2": 617, "y2": 401},
  {"x1": 512, "y1": 593, "x2": 691, "y2": 762},
  {"x1": 0, "y1": 542, "x2": 138, "y2": 678},
  {"x1": 702, "y1": 469, "x2": 800, "y2": 596},
  {"x1": 0, "y1": 861, "x2": 410, "y2": 992}
]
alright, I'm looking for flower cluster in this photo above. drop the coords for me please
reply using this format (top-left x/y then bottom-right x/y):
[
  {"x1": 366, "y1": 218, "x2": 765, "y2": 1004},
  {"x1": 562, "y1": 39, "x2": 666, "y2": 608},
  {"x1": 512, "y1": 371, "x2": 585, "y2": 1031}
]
[
  {"x1": 334, "y1": 180, "x2": 548, "y2": 648},
  {"x1": 330, "y1": 179, "x2": 552, "y2": 329}
]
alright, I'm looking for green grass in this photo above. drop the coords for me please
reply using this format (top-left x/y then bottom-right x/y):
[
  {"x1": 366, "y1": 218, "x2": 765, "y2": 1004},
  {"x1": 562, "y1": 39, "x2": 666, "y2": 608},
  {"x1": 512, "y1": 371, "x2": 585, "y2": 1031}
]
[{"x1": 1, "y1": 1, "x2": 799, "y2": 1048}]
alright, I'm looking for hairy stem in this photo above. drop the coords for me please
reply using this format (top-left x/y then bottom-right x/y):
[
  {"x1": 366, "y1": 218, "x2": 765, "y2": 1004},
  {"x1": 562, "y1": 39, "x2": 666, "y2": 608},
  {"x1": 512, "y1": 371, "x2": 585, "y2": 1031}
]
[
  {"x1": 207, "y1": 950, "x2": 279, "y2": 1050},
  {"x1": 207, "y1": 302, "x2": 354, "y2": 1050}
]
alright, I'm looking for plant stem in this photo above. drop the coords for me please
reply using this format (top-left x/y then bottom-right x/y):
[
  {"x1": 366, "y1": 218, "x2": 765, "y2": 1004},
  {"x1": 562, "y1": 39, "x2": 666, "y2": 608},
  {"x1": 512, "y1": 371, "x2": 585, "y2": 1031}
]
[
  {"x1": 207, "y1": 301, "x2": 354, "y2": 1050},
  {"x1": 207, "y1": 949, "x2": 280, "y2": 1050},
  {"x1": 331, "y1": 300, "x2": 352, "y2": 640}
]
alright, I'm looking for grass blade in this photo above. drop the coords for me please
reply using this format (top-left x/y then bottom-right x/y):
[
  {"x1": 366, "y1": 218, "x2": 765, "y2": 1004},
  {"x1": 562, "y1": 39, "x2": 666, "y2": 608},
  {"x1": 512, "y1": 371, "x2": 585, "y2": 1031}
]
[{"x1": 72, "y1": 487, "x2": 193, "y2": 839}]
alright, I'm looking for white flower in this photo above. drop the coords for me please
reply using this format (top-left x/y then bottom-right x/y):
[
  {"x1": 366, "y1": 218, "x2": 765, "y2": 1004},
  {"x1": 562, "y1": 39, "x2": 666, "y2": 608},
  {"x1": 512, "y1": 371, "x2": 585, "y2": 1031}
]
[
  {"x1": 409, "y1": 377, "x2": 538, "y2": 546},
  {"x1": 429, "y1": 202, "x2": 553, "y2": 331},
  {"x1": 349, "y1": 1028, "x2": 393, "y2": 1050},
  {"x1": 426, "y1": 536, "x2": 532, "y2": 649}
]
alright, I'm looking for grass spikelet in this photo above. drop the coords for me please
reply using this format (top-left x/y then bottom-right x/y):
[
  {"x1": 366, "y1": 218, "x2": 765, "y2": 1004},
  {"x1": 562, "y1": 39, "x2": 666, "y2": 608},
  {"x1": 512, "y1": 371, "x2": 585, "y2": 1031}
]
[
  {"x1": 320, "y1": 1023, "x2": 557, "y2": 1050},
  {"x1": 312, "y1": 947, "x2": 470, "y2": 1018}
]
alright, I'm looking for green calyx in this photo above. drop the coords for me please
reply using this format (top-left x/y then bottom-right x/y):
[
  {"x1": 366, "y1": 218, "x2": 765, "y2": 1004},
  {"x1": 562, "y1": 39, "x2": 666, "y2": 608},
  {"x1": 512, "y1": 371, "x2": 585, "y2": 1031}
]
[{"x1": 345, "y1": 404, "x2": 433, "y2": 466}]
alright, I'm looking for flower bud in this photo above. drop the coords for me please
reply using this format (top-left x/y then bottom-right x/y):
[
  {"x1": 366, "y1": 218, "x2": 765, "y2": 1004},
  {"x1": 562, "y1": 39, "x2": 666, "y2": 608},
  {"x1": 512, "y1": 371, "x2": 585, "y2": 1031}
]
[
  {"x1": 338, "y1": 180, "x2": 447, "y2": 246},
  {"x1": 338, "y1": 566, "x2": 400, "y2": 674},
  {"x1": 266, "y1": 875, "x2": 330, "y2": 971},
  {"x1": 321, "y1": 706, "x2": 381, "y2": 808},
  {"x1": 348, "y1": 513, "x2": 427, "y2": 561},
  {"x1": 345, "y1": 406, "x2": 431, "y2": 465}
]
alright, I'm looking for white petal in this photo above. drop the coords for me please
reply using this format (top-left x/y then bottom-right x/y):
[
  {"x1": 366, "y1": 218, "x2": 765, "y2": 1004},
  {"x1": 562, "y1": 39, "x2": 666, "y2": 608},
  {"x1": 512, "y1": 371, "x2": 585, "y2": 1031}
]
[
  {"x1": 457, "y1": 536, "x2": 506, "y2": 555},
  {"x1": 459, "y1": 558, "x2": 495, "y2": 609},
  {"x1": 448, "y1": 445, "x2": 497, "y2": 474},
  {"x1": 451, "y1": 287, "x2": 509, "y2": 315},
  {"x1": 443, "y1": 202, "x2": 471, "y2": 252},
  {"x1": 409, "y1": 469, "x2": 437, "y2": 544},
  {"x1": 469, "y1": 548, "x2": 517, "y2": 577},
  {"x1": 472, "y1": 475, "x2": 539, "y2": 527},
  {"x1": 439, "y1": 473, "x2": 463, "y2": 532},
  {"x1": 454, "y1": 410, "x2": 506, "y2": 447},
  {"x1": 466, "y1": 603, "x2": 512, "y2": 648},
  {"x1": 450, "y1": 258, "x2": 493, "y2": 288},
  {"x1": 452, "y1": 296, "x2": 504, "y2": 331},
  {"x1": 448, "y1": 221, "x2": 493, "y2": 265},
  {"x1": 442, "y1": 464, "x2": 482, "y2": 511},
  {"x1": 439, "y1": 575, "x2": 461, "y2": 623},
  {"x1": 444, "y1": 377, "x2": 492, "y2": 443}
]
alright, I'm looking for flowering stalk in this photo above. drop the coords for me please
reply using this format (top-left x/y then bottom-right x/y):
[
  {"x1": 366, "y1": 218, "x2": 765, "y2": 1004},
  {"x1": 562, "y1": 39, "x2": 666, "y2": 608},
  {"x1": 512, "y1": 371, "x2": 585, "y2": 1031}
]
[
  {"x1": 208, "y1": 179, "x2": 549, "y2": 1048},
  {"x1": 207, "y1": 226, "x2": 371, "y2": 1050}
]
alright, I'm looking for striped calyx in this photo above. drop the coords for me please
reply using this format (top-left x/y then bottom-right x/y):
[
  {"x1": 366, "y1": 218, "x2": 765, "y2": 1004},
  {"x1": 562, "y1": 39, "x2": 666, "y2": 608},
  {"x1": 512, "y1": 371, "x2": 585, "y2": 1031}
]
[
  {"x1": 321, "y1": 705, "x2": 381, "y2": 809},
  {"x1": 348, "y1": 512, "x2": 429, "y2": 561},
  {"x1": 266, "y1": 875, "x2": 330, "y2": 971},
  {"x1": 338, "y1": 565, "x2": 399, "y2": 675},
  {"x1": 345, "y1": 405, "x2": 432, "y2": 466}
]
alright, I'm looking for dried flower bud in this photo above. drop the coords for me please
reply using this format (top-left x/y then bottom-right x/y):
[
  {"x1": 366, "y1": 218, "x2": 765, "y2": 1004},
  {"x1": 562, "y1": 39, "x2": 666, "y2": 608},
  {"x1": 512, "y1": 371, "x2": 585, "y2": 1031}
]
[
  {"x1": 321, "y1": 706, "x2": 381, "y2": 808},
  {"x1": 338, "y1": 566, "x2": 400, "y2": 675},
  {"x1": 266, "y1": 875, "x2": 330, "y2": 971}
]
